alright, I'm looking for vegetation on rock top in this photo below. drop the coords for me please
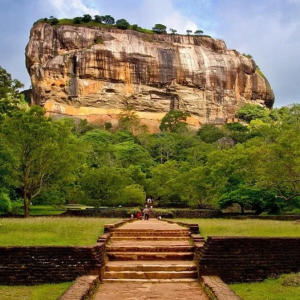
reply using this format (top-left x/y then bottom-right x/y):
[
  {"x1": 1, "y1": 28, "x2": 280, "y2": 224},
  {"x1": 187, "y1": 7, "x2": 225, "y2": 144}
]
[{"x1": 34, "y1": 14, "x2": 206, "y2": 36}]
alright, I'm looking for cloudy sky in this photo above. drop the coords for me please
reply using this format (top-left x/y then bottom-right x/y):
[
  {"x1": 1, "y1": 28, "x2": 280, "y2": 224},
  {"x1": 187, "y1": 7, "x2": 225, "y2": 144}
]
[{"x1": 1, "y1": 0, "x2": 300, "y2": 107}]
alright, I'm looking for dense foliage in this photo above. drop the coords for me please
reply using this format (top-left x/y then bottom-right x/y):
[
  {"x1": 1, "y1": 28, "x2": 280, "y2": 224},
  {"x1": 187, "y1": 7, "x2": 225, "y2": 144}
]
[{"x1": 1, "y1": 67, "x2": 300, "y2": 216}]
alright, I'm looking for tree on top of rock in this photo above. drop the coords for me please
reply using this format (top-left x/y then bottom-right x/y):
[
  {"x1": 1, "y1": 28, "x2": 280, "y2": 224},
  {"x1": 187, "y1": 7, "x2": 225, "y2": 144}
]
[
  {"x1": 194, "y1": 30, "x2": 204, "y2": 35},
  {"x1": 94, "y1": 15, "x2": 102, "y2": 23},
  {"x1": 152, "y1": 24, "x2": 167, "y2": 34},
  {"x1": 116, "y1": 19, "x2": 130, "y2": 30},
  {"x1": 101, "y1": 15, "x2": 115, "y2": 25},
  {"x1": 82, "y1": 14, "x2": 92, "y2": 23}
]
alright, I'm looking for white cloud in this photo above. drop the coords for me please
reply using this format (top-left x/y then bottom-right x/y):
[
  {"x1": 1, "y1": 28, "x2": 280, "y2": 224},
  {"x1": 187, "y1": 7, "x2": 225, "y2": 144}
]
[
  {"x1": 163, "y1": 11, "x2": 198, "y2": 34},
  {"x1": 215, "y1": 1, "x2": 300, "y2": 106},
  {"x1": 132, "y1": 0, "x2": 198, "y2": 34},
  {"x1": 46, "y1": 0, "x2": 99, "y2": 18}
]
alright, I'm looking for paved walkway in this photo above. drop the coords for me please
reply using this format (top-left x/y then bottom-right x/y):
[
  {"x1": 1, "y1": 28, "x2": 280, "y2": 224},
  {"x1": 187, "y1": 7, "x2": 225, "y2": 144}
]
[
  {"x1": 117, "y1": 219, "x2": 188, "y2": 231},
  {"x1": 93, "y1": 282, "x2": 209, "y2": 300}
]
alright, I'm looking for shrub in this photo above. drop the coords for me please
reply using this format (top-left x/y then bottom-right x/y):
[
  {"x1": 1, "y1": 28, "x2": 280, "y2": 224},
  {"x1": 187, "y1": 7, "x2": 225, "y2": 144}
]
[
  {"x1": 281, "y1": 273, "x2": 300, "y2": 287},
  {"x1": 152, "y1": 24, "x2": 167, "y2": 34},
  {"x1": 73, "y1": 17, "x2": 82, "y2": 24},
  {"x1": 50, "y1": 18, "x2": 59, "y2": 25},
  {"x1": 237, "y1": 104, "x2": 269, "y2": 123},
  {"x1": 82, "y1": 14, "x2": 92, "y2": 23},
  {"x1": 0, "y1": 193, "x2": 12, "y2": 213},
  {"x1": 197, "y1": 124, "x2": 225, "y2": 143},
  {"x1": 104, "y1": 121, "x2": 113, "y2": 130},
  {"x1": 116, "y1": 19, "x2": 130, "y2": 30},
  {"x1": 11, "y1": 201, "x2": 22, "y2": 215}
]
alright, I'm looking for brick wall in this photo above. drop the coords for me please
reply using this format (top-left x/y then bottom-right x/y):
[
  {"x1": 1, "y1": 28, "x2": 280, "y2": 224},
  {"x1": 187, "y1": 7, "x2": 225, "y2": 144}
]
[
  {"x1": 198, "y1": 237, "x2": 300, "y2": 283},
  {"x1": 63, "y1": 208, "x2": 222, "y2": 219},
  {"x1": 0, "y1": 243, "x2": 107, "y2": 285}
]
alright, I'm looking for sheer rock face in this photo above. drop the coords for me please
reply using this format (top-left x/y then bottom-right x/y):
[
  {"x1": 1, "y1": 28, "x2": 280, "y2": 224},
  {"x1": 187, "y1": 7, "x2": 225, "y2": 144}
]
[{"x1": 26, "y1": 23, "x2": 274, "y2": 131}]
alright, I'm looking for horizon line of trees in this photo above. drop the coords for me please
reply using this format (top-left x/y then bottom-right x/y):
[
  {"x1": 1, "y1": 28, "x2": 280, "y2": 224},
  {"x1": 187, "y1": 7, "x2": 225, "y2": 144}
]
[
  {"x1": 37, "y1": 15, "x2": 205, "y2": 36},
  {"x1": 1, "y1": 65, "x2": 300, "y2": 218}
]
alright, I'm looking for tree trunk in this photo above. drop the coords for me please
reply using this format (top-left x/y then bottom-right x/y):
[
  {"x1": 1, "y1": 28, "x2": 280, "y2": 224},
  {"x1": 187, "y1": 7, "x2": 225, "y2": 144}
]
[
  {"x1": 240, "y1": 204, "x2": 245, "y2": 214},
  {"x1": 23, "y1": 190, "x2": 29, "y2": 218}
]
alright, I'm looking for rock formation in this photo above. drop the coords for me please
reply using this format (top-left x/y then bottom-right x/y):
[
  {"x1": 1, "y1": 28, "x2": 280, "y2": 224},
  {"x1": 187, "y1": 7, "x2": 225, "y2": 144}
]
[{"x1": 25, "y1": 22, "x2": 274, "y2": 131}]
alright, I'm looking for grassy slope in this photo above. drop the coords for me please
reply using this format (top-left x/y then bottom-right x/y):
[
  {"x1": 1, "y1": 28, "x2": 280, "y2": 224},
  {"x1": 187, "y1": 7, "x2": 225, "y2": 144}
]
[
  {"x1": 177, "y1": 218, "x2": 300, "y2": 238},
  {"x1": 230, "y1": 274, "x2": 300, "y2": 300},
  {"x1": 0, "y1": 282, "x2": 72, "y2": 300},
  {"x1": 0, "y1": 217, "x2": 121, "y2": 246}
]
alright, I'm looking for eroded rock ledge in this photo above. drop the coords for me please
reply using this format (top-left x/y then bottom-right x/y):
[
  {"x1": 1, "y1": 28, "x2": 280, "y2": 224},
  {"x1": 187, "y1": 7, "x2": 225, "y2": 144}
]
[{"x1": 26, "y1": 23, "x2": 274, "y2": 131}]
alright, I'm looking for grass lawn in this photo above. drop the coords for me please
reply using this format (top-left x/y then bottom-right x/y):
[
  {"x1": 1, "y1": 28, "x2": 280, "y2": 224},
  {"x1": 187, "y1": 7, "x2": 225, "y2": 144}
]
[
  {"x1": 25, "y1": 205, "x2": 66, "y2": 215},
  {"x1": 177, "y1": 218, "x2": 300, "y2": 238},
  {"x1": 0, "y1": 282, "x2": 72, "y2": 300},
  {"x1": 230, "y1": 273, "x2": 300, "y2": 300},
  {"x1": 0, "y1": 217, "x2": 121, "y2": 246}
]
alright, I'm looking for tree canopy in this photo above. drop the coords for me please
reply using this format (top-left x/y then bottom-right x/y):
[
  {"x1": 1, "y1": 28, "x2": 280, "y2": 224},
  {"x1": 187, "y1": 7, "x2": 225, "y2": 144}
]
[
  {"x1": 0, "y1": 65, "x2": 25, "y2": 119},
  {"x1": 0, "y1": 107, "x2": 84, "y2": 217},
  {"x1": 116, "y1": 19, "x2": 130, "y2": 29},
  {"x1": 1, "y1": 98, "x2": 300, "y2": 216},
  {"x1": 152, "y1": 24, "x2": 167, "y2": 34},
  {"x1": 159, "y1": 110, "x2": 191, "y2": 133}
]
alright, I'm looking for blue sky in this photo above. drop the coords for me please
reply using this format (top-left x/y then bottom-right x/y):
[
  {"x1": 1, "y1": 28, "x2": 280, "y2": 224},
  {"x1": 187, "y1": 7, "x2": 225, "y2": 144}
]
[{"x1": 1, "y1": 0, "x2": 300, "y2": 107}]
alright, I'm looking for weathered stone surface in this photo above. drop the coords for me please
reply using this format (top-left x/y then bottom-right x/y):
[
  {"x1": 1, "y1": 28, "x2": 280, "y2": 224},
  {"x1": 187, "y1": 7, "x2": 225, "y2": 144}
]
[{"x1": 26, "y1": 23, "x2": 275, "y2": 131}]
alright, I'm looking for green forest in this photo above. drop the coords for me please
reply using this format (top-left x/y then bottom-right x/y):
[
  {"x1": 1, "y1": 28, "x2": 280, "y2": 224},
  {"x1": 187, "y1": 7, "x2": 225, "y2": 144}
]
[{"x1": 1, "y1": 65, "x2": 300, "y2": 217}]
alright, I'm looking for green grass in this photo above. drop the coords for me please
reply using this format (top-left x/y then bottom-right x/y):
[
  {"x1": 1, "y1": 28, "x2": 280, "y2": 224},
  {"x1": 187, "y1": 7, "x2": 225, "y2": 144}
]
[
  {"x1": 230, "y1": 273, "x2": 300, "y2": 300},
  {"x1": 177, "y1": 219, "x2": 300, "y2": 238},
  {"x1": 0, "y1": 217, "x2": 121, "y2": 246},
  {"x1": 26, "y1": 205, "x2": 66, "y2": 215},
  {"x1": 1, "y1": 204, "x2": 99, "y2": 216},
  {"x1": 0, "y1": 282, "x2": 72, "y2": 300}
]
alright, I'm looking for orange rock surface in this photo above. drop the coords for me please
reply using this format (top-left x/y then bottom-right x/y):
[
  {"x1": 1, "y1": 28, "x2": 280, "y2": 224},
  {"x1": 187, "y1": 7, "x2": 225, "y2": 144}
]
[{"x1": 26, "y1": 23, "x2": 275, "y2": 131}]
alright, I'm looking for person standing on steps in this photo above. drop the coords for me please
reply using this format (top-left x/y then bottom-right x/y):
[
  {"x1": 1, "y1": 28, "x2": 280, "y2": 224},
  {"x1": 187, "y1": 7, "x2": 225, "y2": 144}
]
[{"x1": 143, "y1": 207, "x2": 150, "y2": 220}]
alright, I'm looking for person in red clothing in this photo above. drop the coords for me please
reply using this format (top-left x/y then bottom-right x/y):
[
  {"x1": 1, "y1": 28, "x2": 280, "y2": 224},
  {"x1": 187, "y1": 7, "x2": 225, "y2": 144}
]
[{"x1": 136, "y1": 212, "x2": 141, "y2": 219}]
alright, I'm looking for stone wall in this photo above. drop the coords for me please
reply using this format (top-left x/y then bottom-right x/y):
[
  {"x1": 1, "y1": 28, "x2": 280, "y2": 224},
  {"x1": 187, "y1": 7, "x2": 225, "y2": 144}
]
[
  {"x1": 62, "y1": 208, "x2": 223, "y2": 219},
  {"x1": 0, "y1": 243, "x2": 107, "y2": 285},
  {"x1": 223, "y1": 214, "x2": 300, "y2": 221},
  {"x1": 198, "y1": 237, "x2": 300, "y2": 283}
]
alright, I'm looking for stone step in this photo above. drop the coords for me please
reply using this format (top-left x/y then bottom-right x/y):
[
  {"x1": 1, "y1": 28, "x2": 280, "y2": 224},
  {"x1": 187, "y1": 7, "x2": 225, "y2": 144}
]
[
  {"x1": 106, "y1": 245, "x2": 195, "y2": 252},
  {"x1": 106, "y1": 261, "x2": 197, "y2": 272},
  {"x1": 102, "y1": 278, "x2": 198, "y2": 283},
  {"x1": 112, "y1": 230, "x2": 190, "y2": 237},
  {"x1": 107, "y1": 252, "x2": 194, "y2": 261},
  {"x1": 110, "y1": 236, "x2": 190, "y2": 241},
  {"x1": 104, "y1": 270, "x2": 198, "y2": 280}
]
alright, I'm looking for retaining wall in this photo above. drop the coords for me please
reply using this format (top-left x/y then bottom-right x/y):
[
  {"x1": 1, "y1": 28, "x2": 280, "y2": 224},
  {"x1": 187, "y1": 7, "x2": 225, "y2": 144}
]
[
  {"x1": 223, "y1": 214, "x2": 300, "y2": 221},
  {"x1": 62, "y1": 208, "x2": 222, "y2": 219},
  {"x1": 198, "y1": 237, "x2": 300, "y2": 283},
  {"x1": 0, "y1": 243, "x2": 107, "y2": 285}
]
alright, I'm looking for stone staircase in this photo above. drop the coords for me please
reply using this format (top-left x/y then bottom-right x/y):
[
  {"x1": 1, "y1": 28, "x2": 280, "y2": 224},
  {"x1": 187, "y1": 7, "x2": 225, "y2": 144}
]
[{"x1": 103, "y1": 221, "x2": 199, "y2": 282}]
